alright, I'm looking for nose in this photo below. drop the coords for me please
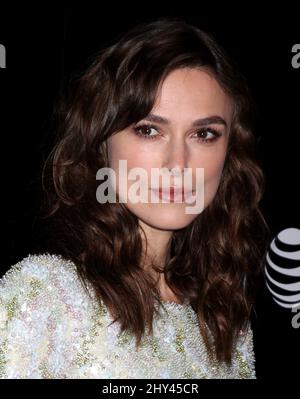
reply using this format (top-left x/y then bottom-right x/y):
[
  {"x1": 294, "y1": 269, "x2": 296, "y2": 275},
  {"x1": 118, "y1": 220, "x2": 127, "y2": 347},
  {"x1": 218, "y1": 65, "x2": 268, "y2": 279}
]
[{"x1": 162, "y1": 136, "x2": 188, "y2": 175}]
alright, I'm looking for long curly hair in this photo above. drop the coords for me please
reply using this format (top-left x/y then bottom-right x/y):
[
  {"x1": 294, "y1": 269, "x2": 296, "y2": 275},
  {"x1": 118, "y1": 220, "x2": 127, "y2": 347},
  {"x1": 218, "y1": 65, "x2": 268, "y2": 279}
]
[{"x1": 39, "y1": 17, "x2": 271, "y2": 363}]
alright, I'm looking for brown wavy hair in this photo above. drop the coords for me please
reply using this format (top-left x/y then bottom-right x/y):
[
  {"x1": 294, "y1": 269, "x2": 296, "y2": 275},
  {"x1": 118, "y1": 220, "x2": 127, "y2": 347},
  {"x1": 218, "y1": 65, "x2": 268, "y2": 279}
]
[{"x1": 39, "y1": 17, "x2": 271, "y2": 363}]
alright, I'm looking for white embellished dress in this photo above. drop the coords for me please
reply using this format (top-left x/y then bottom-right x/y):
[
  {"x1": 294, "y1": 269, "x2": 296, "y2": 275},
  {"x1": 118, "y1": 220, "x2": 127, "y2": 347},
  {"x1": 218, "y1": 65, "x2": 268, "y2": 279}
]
[{"x1": 0, "y1": 253, "x2": 256, "y2": 379}]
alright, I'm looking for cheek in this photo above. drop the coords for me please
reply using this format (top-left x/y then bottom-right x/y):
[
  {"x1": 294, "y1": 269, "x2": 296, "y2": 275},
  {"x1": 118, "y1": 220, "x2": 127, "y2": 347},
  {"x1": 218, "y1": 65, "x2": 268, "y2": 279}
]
[
  {"x1": 204, "y1": 153, "x2": 225, "y2": 177},
  {"x1": 107, "y1": 139, "x2": 159, "y2": 194},
  {"x1": 111, "y1": 150, "x2": 155, "y2": 176},
  {"x1": 108, "y1": 137, "x2": 160, "y2": 174},
  {"x1": 202, "y1": 154, "x2": 226, "y2": 199}
]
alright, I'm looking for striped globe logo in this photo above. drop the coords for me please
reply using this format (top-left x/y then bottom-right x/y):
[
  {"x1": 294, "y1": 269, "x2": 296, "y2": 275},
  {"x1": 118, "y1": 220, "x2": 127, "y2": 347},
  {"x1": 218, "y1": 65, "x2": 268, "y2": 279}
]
[{"x1": 265, "y1": 227, "x2": 300, "y2": 309}]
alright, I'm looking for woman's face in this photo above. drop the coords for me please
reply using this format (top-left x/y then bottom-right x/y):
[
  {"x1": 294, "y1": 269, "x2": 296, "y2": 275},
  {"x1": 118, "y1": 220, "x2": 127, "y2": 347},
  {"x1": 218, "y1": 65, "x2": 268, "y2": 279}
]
[{"x1": 106, "y1": 67, "x2": 233, "y2": 231}]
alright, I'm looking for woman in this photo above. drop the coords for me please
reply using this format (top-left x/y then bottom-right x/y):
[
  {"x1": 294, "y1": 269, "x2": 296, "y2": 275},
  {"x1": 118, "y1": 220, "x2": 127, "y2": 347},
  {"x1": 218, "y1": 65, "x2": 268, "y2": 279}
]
[{"x1": 0, "y1": 17, "x2": 270, "y2": 378}]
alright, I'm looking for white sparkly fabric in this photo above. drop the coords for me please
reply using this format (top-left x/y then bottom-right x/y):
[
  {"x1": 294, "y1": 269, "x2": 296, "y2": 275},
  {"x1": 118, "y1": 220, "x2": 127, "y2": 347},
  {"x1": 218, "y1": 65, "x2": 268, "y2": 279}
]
[{"x1": 0, "y1": 253, "x2": 256, "y2": 379}]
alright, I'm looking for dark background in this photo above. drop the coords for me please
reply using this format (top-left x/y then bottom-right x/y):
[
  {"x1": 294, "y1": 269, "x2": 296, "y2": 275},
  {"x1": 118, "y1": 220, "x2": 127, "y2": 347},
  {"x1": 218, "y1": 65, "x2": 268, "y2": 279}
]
[{"x1": 0, "y1": 4, "x2": 299, "y2": 380}]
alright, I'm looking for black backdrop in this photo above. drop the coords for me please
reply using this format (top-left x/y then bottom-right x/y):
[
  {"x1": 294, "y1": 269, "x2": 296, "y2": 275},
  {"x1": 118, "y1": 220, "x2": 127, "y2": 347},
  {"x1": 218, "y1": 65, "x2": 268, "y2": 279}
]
[{"x1": 0, "y1": 4, "x2": 299, "y2": 382}]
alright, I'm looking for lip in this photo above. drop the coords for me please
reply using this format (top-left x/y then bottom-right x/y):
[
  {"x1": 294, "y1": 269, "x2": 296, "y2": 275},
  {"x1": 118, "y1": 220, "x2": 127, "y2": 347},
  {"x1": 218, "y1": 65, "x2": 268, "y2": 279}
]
[{"x1": 151, "y1": 187, "x2": 194, "y2": 202}]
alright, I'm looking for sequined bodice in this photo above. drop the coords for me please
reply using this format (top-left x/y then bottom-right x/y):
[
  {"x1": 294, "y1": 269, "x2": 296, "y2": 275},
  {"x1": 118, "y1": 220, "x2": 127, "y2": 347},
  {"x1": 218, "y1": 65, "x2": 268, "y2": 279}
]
[{"x1": 0, "y1": 253, "x2": 255, "y2": 379}]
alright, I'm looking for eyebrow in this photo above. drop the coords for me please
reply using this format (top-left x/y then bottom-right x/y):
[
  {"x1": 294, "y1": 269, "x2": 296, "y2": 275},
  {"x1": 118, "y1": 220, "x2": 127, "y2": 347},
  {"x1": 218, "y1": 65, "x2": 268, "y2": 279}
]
[{"x1": 142, "y1": 113, "x2": 228, "y2": 128}]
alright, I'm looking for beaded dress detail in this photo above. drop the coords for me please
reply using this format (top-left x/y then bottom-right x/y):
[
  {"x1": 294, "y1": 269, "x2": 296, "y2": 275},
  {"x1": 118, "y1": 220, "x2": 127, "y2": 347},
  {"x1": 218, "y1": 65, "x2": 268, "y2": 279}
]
[{"x1": 0, "y1": 253, "x2": 256, "y2": 378}]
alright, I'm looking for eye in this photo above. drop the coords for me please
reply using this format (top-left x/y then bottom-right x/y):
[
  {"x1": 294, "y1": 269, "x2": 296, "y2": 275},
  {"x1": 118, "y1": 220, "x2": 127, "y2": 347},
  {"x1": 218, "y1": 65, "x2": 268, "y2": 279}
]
[
  {"x1": 133, "y1": 124, "x2": 159, "y2": 140},
  {"x1": 194, "y1": 127, "x2": 222, "y2": 143},
  {"x1": 132, "y1": 123, "x2": 222, "y2": 143}
]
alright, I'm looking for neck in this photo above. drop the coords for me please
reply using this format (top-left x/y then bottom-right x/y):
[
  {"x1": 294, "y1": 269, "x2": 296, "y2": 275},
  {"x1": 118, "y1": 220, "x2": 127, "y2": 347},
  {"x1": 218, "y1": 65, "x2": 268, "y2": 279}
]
[{"x1": 139, "y1": 220, "x2": 182, "y2": 303}]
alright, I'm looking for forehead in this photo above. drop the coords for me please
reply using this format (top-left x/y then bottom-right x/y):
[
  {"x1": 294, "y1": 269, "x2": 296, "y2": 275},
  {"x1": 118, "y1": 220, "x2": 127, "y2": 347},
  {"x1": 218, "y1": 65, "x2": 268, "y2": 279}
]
[{"x1": 152, "y1": 68, "x2": 233, "y2": 121}]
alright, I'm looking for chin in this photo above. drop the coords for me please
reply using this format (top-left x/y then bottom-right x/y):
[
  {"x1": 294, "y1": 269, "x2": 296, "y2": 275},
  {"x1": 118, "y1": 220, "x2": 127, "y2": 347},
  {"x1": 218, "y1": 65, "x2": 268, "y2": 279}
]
[{"x1": 134, "y1": 206, "x2": 199, "y2": 231}]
